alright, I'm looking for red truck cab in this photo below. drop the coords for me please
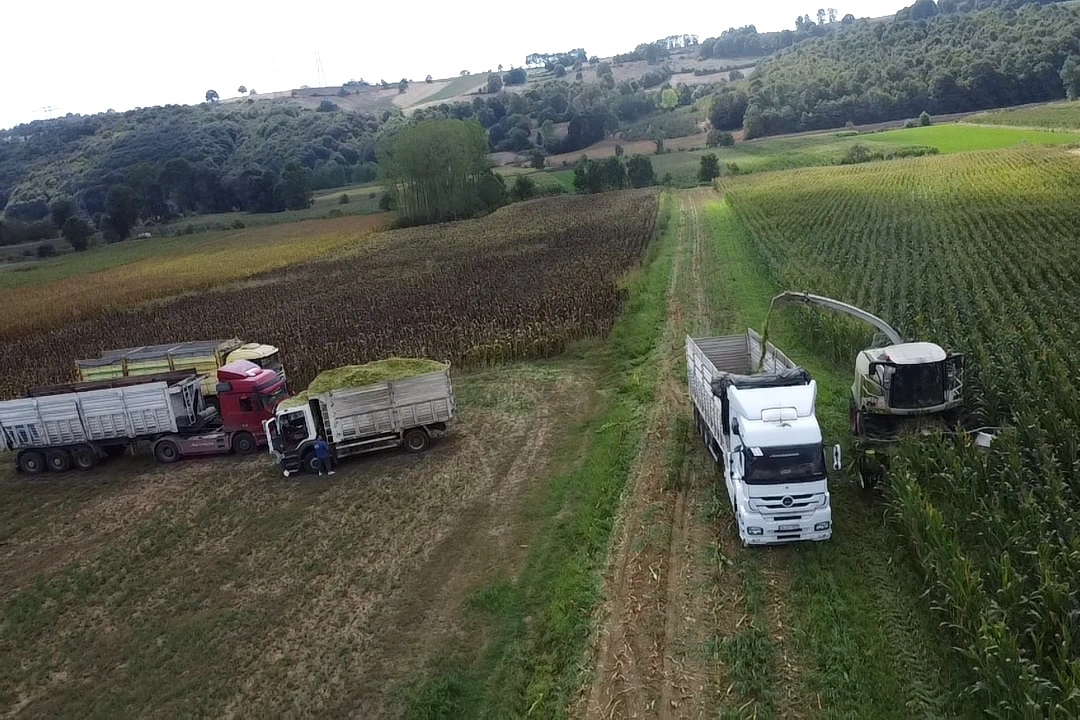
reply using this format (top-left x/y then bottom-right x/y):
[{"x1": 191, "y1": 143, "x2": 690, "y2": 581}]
[{"x1": 215, "y1": 360, "x2": 289, "y2": 442}]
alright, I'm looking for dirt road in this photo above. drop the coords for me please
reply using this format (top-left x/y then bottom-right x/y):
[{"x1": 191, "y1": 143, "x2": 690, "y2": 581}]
[{"x1": 572, "y1": 188, "x2": 765, "y2": 718}]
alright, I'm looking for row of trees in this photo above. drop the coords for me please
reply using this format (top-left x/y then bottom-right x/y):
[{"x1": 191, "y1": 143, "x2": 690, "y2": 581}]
[{"x1": 572, "y1": 155, "x2": 656, "y2": 193}]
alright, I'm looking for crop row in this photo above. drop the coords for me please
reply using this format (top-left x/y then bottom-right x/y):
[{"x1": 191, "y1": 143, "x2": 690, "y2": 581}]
[
  {"x1": 0, "y1": 189, "x2": 659, "y2": 397},
  {"x1": 721, "y1": 147, "x2": 1080, "y2": 716}
]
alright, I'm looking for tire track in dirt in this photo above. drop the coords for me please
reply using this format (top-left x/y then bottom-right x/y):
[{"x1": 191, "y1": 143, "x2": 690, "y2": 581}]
[{"x1": 575, "y1": 189, "x2": 744, "y2": 719}]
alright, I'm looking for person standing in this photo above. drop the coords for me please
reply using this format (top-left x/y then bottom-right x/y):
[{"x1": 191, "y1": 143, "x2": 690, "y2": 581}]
[{"x1": 313, "y1": 437, "x2": 334, "y2": 476}]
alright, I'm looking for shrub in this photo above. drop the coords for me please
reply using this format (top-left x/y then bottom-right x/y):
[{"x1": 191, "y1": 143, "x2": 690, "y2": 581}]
[{"x1": 339, "y1": 193, "x2": 350, "y2": 204}]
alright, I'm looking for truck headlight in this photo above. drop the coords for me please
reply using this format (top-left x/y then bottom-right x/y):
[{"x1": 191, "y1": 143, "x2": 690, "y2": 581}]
[
  {"x1": 814, "y1": 522, "x2": 831, "y2": 531},
  {"x1": 747, "y1": 526, "x2": 763, "y2": 536}
]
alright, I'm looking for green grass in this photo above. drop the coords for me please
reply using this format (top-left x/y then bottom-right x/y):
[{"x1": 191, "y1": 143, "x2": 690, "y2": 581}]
[
  {"x1": 862, "y1": 123, "x2": 1080, "y2": 152},
  {"x1": 400, "y1": 194, "x2": 676, "y2": 719},
  {"x1": 965, "y1": 100, "x2": 1080, "y2": 130},
  {"x1": 422, "y1": 74, "x2": 488, "y2": 104},
  {"x1": 699, "y1": 197, "x2": 967, "y2": 718},
  {"x1": 641, "y1": 122, "x2": 1080, "y2": 186},
  {"x1": 156, "y1": 189, "x2": 383, "y2": 236}
]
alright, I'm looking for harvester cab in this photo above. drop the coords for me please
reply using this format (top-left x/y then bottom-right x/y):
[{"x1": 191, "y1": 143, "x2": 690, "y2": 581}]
[{"x1": 763, "y1": 291, "x2": 998, "y2": 489}]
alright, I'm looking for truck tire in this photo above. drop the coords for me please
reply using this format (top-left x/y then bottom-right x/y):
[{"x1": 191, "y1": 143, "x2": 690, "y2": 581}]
[
  {"x1": 404, "y1": 428, "x2": 430, "y2": 453},
  {"x1": 154, "y1": 440, "x2": 180, "y2": 464},
  {"x1": 46, "y1": 449, "x2": 72, "y2": 473},
  {"x1": 72, "y1": 445, "x2": 98, "y2": 471},
  {"x1": 232, "y1": 431, "x2": 257, "y2": 455},
  {"x1": 17, "y1": 451, "x2": 45, "y2": 476},
  {"x1": 302, "y1": 451, "x2": 321, "y2": 475}
]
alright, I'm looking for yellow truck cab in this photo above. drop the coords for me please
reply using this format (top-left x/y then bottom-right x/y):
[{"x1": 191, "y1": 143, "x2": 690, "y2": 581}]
[{"x1": 75, "y1": 339, "x2": 287, "y2": 405}]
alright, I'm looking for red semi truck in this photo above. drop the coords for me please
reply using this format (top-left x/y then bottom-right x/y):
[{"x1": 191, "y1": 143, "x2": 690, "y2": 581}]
[{"x1": 0, "y1": 360, "x2": 287, "y2": 474}]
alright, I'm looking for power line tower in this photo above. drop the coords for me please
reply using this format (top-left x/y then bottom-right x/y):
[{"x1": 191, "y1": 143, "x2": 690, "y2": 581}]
[{"x1": 315, "y1": 52, "x2": 327, "y2": 87}]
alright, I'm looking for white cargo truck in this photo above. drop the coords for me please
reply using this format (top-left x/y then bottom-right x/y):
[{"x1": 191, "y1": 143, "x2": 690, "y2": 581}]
[
  {"x1": 686, "y1": 330, "x2": 841, "y2": 546},
  {"x1": 264, "y1": 364, "x2": 456, "y2": 476}
]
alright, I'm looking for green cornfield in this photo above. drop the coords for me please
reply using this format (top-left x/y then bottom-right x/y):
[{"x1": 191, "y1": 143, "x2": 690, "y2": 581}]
[{"x1": 721, "y1": 146, "x2": 1080, "y2": 717}]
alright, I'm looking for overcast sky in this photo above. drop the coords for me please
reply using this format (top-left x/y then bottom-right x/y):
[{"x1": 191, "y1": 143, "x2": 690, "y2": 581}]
[{"x1": 2, "y1": 0, "x2": 906, "y2": 131}]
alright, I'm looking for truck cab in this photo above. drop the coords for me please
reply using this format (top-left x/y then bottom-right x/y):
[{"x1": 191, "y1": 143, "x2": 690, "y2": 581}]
[
  {"x1": 263, "y1": 402, "x2": 318, "y2": 475},
  {"x1": 215, "y1": 360, "x2": 289, "y2": 446},
  {"x1": 723, "y1": 383, "x2": 835, "y2": 545},
  {"x1": 225, "y1": 343, "x2": 288, "y2": 389}
]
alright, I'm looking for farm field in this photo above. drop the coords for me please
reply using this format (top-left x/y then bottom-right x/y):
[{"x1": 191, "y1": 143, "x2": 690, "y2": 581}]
[
  {"x1": 0, "y1": 189, "x2": 667, "y2": 717},
  {"x1": 643, "y1": 122, "x2": 1080, "y2": 184},
  {"x1": 0, "y1": 214, "x2": 390, "y2": 339},
  {"x1": 719, "y1": 144, "x2": 1080, "y2": 715},
  {"x1": 0, "y1": 190, "x2": 657, "y2": 398},
  {"x1": 965, "y1": 99, "x2": 1080, "y2": 130}
]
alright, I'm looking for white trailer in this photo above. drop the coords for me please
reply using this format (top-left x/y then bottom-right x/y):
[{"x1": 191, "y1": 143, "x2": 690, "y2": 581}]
[
  {"x1": 264, "y1": 366, "x2": 456, "y2": 476},
  {"x1": 686, "y1": 330, "x2": 841, "y2": 546},
  {"x1": 0, "y1": 372, "x2": 220, "y2": 474}
]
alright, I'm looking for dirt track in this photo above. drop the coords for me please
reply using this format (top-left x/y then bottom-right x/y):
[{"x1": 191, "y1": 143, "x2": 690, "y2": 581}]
[{"x1": 572, "y1": 188, "x2": 763, "y2": 718}]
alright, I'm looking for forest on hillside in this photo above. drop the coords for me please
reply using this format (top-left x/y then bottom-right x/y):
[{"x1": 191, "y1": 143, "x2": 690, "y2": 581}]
[{"x1": 735, "y1": 2, "x2": 1080, "y2": 137}]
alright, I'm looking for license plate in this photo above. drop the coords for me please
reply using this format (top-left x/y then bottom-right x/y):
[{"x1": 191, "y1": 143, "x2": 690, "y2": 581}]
[{"x1": 778, "y1": 525, "x2": 800, "y2": 532}]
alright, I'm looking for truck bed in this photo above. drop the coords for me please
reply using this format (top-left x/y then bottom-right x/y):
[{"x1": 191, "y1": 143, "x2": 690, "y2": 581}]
[
  {"x1": 0, "y1": 375, "x2": 205, "y2": 452},
  {"x1": 320, "y1": 370, "x2": 455, "y2": 445},
  {"x1": 686, "y1": 330, "x2": 799, "y2": 460}
]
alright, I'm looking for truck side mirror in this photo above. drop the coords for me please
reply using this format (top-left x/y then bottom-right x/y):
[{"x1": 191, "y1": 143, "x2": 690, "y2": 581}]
[
  {"x1": 216, "y1": 382, "x2": 232, "y2": 394},
  {"x1": 832, "y1": 444, "x2": 842, "y2": 471}
]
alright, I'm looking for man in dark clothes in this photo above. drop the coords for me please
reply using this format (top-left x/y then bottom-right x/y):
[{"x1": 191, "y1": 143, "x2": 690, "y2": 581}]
[{"x1": 313, "y1": 437, "x2": 334, "y2": 476}]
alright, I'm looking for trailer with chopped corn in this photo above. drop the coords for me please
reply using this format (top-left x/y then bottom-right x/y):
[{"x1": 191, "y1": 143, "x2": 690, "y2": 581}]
[{"x1": 264, "y1": 358, "x2": 456, "y2": 476}]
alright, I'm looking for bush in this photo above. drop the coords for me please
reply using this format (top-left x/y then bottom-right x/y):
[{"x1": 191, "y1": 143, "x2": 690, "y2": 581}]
[
  {"x1": 182, "y1": 224, "x2": 196, "y2": 235},
  {"x1": 339, "y1": 193, "x2": 350, "y2": 204},
  {"x1": 327, "y1": 208, "x2": 344, "y2": 218},
  {"x1": 378, "y1": 191, "x2": 396, "y2": 211},
  {"x1": 510, "y1": 175, "x2": 537, "y2": 202},
  {"x1": 35, "y1": 242, "x2": 55, "y2": 258},
  {"x1": 698, "y1": 153, "x2": 721, "y2": 182},
  {"x1": 706, "y1": 129, "x2": 735, "y2": 147},
  {"x1": 231, "y1": 219, "x2": 246, "y2": 229},
  {"x1": 919, "y1": 111, "x2": 932, "y2": 126}
]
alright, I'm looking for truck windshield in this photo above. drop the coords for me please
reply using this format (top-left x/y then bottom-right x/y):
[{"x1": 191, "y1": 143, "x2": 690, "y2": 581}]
[
  {"x1": 260, "y1": 383, "x2": 290, "y2": 410},
  {"x1": 744, "y1": 444, "x2": 826, "y2": 485},
  {"x1": 279, "y1": 410, "x2": 310, "y2": 451}
]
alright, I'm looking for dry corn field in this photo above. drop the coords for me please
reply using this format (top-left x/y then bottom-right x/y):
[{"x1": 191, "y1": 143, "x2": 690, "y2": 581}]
[
  {"x1": 0, "y1": 189, "x2": 658, "y2": 396},
  {"x1": 721, "y1": 146, "x2": 1080, "y2": 716},
  {"x1": 0, "y1": 213, "x2": 390, "y2": 339}
]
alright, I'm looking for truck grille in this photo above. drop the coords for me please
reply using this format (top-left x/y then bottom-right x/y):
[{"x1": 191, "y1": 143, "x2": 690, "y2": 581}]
[{"x1": 749, "y1": 493, "x2": 819, "y2": 516}]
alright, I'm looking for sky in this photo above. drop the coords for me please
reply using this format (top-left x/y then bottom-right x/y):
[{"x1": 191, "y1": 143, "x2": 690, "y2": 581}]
[{"x1": 1, "y1": 0, "x2": 907, "y2": 131}]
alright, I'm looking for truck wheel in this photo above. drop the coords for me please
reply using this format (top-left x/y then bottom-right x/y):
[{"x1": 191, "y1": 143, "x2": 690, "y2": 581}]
[
  {"x1": 154, "y1": 440, "x2": 180, "y2": 464},
  {"x1": 72, "y1": 445, "x2": 98, "y2": 471},
  {"x1": 232, "y1": 432, "x2": 257, "y2": 455},
  {"x1": 404, "y1": 428, "x2": 430, "y2": 453},
  {"x1": 46, "y1": 449, "x2": 72, "y2": 473},
  {"x1": 17, "y1": 451, "x2": 45, "y2": 476},
  {"x1": 302, "y1": 451, "x2": 321, "y2": 475}
]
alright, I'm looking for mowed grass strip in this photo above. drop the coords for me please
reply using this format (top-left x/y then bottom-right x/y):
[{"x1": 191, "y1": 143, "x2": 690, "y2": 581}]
[
  {"x1": 399, "y1": 194, "x2": 676, "y2": 718},
  {"x1": 0, "y1": 213, "x2": 387, "y2": 337}
]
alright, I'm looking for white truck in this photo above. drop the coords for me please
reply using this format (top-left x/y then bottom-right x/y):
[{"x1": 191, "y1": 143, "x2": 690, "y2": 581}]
[
  {"x1": 686, "y1": 330, "x2": 841, "y2": 546},
  {"x1": 264, "y1": 365, "x2": 456, "y2": 476}
]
